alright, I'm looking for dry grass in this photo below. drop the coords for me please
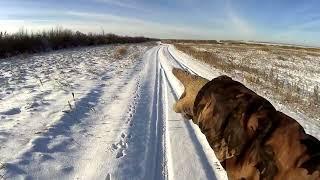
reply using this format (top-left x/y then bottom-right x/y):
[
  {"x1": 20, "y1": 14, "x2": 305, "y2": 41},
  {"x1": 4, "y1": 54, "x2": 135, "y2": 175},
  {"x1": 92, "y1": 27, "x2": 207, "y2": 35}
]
[
  {"x1": 173, "y1": 43, "x2": 320, "y2": 119},
  {"x1": 114, "y1": 46, "x2": 128, "y2": 59},
  {"x1": 117, "y1": 47, "x2": 128, "y2": 56}
]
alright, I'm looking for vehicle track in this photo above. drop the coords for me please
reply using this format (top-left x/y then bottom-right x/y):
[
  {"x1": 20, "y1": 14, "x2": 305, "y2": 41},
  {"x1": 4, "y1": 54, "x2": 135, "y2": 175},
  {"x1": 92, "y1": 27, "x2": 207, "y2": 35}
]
[
  {"x1": 157, "y1": 45, "x2": 228, "y2": 180},
  {"x1": 164, "y1": 46, "x2": 199, "y2": 76}
]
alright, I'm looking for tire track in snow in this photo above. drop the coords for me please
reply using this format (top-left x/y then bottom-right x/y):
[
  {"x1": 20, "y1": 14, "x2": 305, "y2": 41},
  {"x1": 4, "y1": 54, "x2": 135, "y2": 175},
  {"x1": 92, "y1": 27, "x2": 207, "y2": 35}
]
[
  {"x1": 164, "y1": 45, "x2": 199, "y2": 76},
  {"x1": 106, "y1": 46, "x2": 169, "y2": 180},
  {"x1": 160, "y1": 64, "x2": 222, "y2": 179},
  {"x1": 158, "y1": 45, "x2": 228, "y2": 179},
  {"x1": 149, "y1": 48, "x2": 168, "y2": 180},
  {"x1": 160, "y1": 67, "x2": 172, "y2": 180}
]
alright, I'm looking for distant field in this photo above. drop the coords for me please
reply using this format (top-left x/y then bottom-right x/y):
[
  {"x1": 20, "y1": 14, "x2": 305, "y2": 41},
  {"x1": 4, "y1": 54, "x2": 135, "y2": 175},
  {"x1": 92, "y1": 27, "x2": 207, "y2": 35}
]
[{"x1": 171, "y1": 41, "x2": 320, "y2": 123}]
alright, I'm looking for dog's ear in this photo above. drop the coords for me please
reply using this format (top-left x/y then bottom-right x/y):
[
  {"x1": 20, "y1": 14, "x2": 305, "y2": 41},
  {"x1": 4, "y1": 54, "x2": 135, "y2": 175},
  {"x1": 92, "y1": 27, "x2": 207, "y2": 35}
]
[
  {"x1": 172, "y1": 68, "x2": 209, "y2": 89},
  {"x1": 172, "y1": 68, "x2": 209, "y2": 119},
  {"x1": 172, "y1": 68, "x2": 193, "y2": 88}
]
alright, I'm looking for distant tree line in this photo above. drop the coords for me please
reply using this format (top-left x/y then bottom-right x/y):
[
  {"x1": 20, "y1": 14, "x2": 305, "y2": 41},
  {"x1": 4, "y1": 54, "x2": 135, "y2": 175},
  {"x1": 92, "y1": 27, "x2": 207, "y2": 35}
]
[
  {"x1": 162, "y1": 39, "x2": 219, "y2": 44},
  {"x1": 0, "y1": 27, "x2": 157, "y2": 59}
]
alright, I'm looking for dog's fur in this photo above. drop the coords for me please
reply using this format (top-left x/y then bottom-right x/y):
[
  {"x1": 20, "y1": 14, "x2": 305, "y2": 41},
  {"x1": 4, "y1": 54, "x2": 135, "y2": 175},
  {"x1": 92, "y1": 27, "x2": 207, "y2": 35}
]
[{"x1": 191, "y1": 75, "x2": 320, "y2": 180}]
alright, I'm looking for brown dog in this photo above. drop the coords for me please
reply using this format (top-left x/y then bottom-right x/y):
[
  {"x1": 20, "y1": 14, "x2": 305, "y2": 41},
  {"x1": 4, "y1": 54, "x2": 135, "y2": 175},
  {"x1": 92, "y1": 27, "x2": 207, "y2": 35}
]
[{"x1": 173, "y1": 68, "x2": 320, "y2": 180}]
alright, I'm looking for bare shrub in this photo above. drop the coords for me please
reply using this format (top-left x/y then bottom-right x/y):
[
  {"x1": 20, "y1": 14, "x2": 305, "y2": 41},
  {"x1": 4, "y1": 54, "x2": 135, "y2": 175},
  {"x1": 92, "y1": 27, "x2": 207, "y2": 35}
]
[
  {"x1": 114, "y1": 46, "x2": 128, "y2": 59},
  {"x1": 118, "y1": 47, "x2": 128, "y2": 56}
]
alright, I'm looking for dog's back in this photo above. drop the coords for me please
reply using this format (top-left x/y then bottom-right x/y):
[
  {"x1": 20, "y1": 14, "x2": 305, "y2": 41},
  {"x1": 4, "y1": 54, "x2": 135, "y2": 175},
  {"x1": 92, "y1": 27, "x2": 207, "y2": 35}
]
[{"x1": 193, "y1": 75, "x2": 320, "y2": 180}]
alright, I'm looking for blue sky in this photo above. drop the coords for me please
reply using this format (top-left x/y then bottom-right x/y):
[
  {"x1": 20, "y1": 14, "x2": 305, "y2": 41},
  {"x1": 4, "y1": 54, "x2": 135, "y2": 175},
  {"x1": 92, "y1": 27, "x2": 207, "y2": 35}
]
[{"x1": 1, "y1": 0, "x2": 320, "y2": 46}]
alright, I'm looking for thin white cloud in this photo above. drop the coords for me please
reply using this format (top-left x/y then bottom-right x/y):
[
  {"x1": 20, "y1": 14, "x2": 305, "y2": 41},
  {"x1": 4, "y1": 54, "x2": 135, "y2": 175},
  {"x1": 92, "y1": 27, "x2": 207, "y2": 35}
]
[
  {"x1": 224, "y1": 0, "x2": 255, "y2": 39},
  {"x1": 227, "y1": 12, "x2": 253, "y2": 36},
  {"x1": 0, "y1": 20, "x2": 60, "y2": 33},
  {"x1": 67, "y1": 11, "x2": 222, "y2": 38},
  {"x1": 66, "y1": 11, "x2": 145, "y2": 24},
  {"x1": 93, "y1": 0, "x2": 142, "y2": 11},
  {"x1": 1, "y1": 11, "x2": 223, "y2": 39}
]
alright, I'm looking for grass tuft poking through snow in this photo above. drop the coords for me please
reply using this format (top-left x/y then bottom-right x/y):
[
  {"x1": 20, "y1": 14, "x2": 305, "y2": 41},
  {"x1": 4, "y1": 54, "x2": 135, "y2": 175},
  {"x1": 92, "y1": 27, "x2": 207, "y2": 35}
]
[{"x1": 114, "y1": 46, "x2": 128, "y2": 59}]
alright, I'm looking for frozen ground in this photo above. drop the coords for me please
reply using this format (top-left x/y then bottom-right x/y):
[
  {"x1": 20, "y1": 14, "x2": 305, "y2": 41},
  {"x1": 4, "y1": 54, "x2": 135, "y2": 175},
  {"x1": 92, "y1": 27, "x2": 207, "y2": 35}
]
[{"x1": 0, "y1": 43, "x2": 318, "y2": 179}]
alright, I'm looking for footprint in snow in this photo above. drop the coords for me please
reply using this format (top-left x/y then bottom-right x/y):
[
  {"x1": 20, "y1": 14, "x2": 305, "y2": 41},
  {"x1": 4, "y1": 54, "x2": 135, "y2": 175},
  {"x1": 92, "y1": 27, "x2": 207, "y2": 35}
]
[
  {"x1": 111, "y1": 144, "x2": 118, "y2": 150},
  {"x1": 119, "y1": 139, "x2": 127, "y2": 148},
  {"x1": 116, "y1": 149, "x2": 125, "y2": 158},
  {"x1": 112, "y1": 136, "x2": 128, "y2": 158},
  {"x1": 121, "y1": 133, "x2": 126, "y2": 138},
  {"x1": 126, "y1": 118, "x2": 131, "y2": 124}
]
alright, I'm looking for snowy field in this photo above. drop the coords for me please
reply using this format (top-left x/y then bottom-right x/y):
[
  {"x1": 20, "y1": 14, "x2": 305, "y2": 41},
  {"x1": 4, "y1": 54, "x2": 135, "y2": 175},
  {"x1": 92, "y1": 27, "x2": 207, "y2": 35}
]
[
  {"x1": 192, "y1": 43, "x2": 320, "y2": 93},
  {"x1": 0, "y1": 42, "x2": 319, "y2": 179},
  {"x1": 0, "y1": 43, "x2": 229, "y2": 179},
  {"x1": 174, "y1": 42, "x2": 320, "y2": 138}
]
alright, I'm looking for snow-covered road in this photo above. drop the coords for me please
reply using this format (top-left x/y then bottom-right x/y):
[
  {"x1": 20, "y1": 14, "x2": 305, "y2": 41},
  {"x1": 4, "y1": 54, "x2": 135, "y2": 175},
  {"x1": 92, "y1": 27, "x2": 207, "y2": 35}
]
[
  {"x1": 0, "y1": 44, "x2": 227, "y2": 179},
  {"x1": 1, "y1": 43, "x2": 318, "y2": 179}
]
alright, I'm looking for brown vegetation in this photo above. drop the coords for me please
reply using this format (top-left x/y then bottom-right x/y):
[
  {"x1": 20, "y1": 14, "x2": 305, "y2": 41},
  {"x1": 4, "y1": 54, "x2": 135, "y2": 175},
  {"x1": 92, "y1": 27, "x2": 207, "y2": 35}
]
[
  {"x1": 0, "y1": 27, "x2": 156, "y2": 59},
  {"x1": 173, "y1": 42, "x2": 320, "y2": 119},
  {"x1": 114, "y1": 46, "x2": 128, "y2": 59},
  {"x1": 163, "y1": 39, "x2": 219, "y2": 44}
]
